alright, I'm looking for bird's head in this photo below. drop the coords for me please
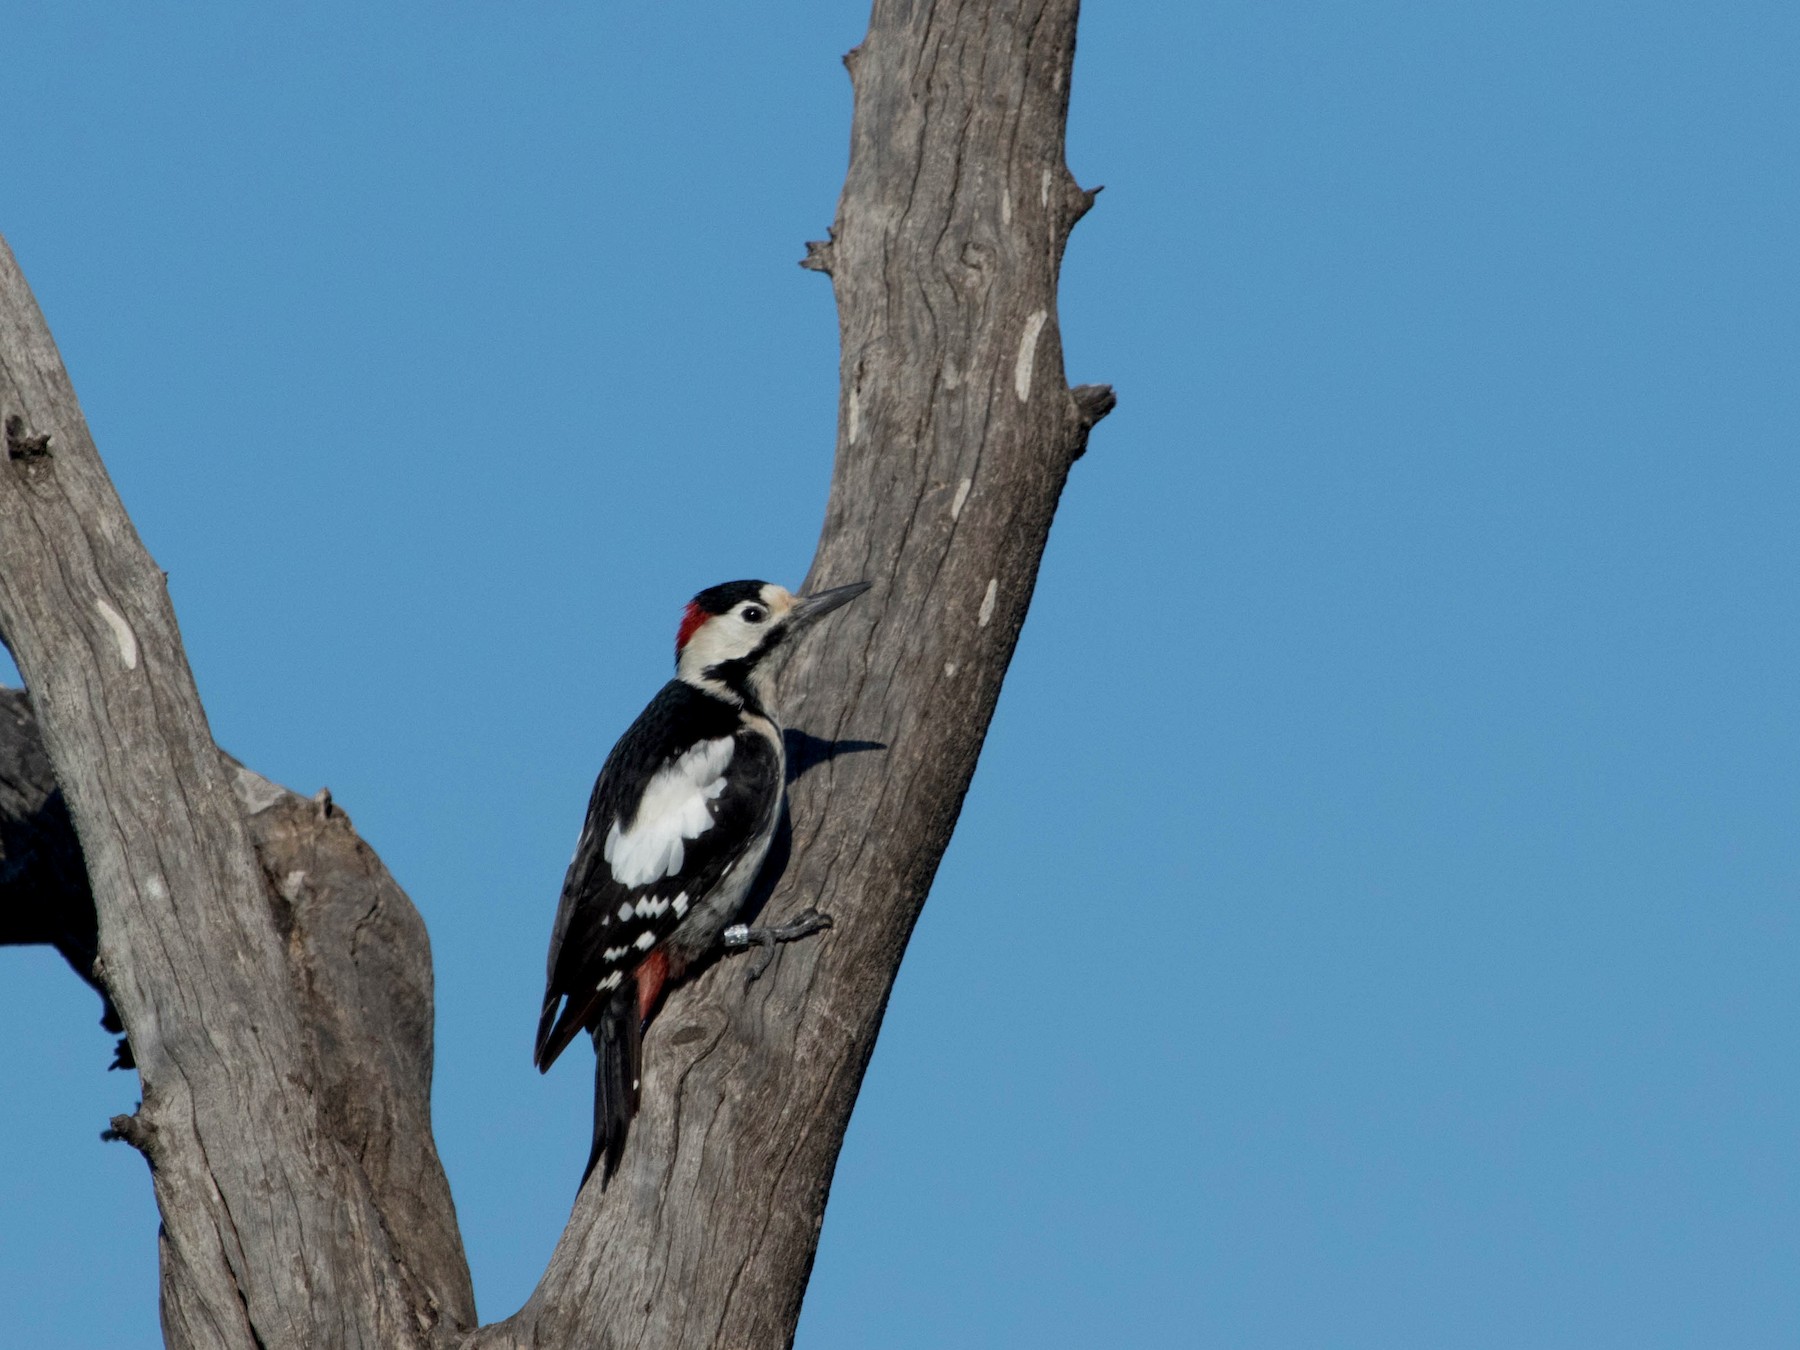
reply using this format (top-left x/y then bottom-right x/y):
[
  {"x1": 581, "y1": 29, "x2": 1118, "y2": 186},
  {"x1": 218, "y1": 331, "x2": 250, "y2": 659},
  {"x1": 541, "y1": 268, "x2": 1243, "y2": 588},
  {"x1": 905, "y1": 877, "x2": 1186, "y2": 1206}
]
[{"x1": 675, "y1": 578, "x2": 870, "y2": 708}]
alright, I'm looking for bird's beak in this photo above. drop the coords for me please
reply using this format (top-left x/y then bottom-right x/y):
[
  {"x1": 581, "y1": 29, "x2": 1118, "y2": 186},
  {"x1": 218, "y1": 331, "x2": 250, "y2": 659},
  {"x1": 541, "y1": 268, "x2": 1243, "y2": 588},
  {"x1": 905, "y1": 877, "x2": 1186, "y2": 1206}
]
[{"x1": 790, "y1": 581, "x2": 871, "y2": 629}]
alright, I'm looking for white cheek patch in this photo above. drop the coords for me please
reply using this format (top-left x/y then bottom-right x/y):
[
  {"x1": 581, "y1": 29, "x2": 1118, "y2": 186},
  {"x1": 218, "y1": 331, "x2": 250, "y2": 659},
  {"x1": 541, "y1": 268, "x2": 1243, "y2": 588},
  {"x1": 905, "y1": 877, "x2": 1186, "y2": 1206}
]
[{"x1": 604, "y1": 737, "x2": 735, "y2": 887}]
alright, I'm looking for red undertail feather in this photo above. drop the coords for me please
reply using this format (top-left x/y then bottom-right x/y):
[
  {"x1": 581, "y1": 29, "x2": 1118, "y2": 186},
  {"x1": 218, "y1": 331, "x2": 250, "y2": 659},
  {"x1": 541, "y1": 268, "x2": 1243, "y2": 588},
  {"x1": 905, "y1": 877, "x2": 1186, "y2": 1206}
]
[{"x1": 635, "y1": 948, "x2": 669, "y2": 1024}]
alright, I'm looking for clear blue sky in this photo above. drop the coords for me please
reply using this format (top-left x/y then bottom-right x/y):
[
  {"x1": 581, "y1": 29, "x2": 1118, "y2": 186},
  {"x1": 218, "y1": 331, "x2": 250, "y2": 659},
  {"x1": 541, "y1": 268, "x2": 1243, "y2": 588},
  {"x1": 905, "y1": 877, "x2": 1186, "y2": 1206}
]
[{"x1": 3, "y1": 4, "x2": 1797, "y2": 1346}]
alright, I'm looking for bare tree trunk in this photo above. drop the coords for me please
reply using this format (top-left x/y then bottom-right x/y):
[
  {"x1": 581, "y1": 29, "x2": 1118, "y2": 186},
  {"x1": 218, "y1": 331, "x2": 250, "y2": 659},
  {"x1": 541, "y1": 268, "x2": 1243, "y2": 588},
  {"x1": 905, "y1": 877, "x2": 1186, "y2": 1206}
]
[{"x1": 0, "y1": 2, "x2": 1108, "y2": 1347}]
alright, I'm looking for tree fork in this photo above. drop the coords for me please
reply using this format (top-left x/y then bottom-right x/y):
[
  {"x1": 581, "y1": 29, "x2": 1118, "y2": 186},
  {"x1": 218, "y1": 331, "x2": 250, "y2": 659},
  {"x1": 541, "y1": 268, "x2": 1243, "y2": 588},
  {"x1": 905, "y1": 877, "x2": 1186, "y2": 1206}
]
[{"x1": 0, "y1": 1, "x2": 1107, "y2": 1345}]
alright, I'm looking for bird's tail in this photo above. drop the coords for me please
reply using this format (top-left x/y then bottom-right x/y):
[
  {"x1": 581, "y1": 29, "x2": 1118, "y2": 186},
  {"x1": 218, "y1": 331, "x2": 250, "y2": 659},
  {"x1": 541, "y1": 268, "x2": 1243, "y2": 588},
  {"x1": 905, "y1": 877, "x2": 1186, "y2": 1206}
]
[{"x1": 584, "y1": 981, "x2": 643, "y2": 1186}]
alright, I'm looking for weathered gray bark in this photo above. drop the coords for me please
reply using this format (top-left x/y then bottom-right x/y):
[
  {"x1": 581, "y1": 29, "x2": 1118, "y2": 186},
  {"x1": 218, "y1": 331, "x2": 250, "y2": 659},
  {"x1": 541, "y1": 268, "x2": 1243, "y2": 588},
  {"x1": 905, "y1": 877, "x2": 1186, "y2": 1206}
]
[
  {"x1": 0, "y1": 1, "x2": 1107, "y2": 1346},
  {"x1": 0, "y1": 235, "x2": 476, "y2": 1347}
]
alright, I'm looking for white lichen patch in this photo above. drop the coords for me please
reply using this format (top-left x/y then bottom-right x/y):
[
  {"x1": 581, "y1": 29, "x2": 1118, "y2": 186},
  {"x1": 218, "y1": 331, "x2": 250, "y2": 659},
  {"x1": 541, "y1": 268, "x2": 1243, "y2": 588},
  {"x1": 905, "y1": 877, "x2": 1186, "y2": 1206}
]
[
  {"x1": 1041, "y1": 167, "x2": 1052, "y2": 206},
  {"x1": 847, "y1": 382, "x2": 863, "y2": 445},
  {"x1": 944, "y1": 661, "x2": 958, "y2": 678},
  {"x1": 951, "y1": 477, "x2": 973, "y2": 520},
  {"x1": 95, "y1": 598, "x2": 138, "y2": 671},
  {"x1": 1014, "y1": 309, "x2": 1048, "y2": 402},
  {"x1": 978, "y1": 578, "x2": 998, "y2": 627},
  {"x1": 1003, "y1": 189, "x2": 1013, "y2": 225}
]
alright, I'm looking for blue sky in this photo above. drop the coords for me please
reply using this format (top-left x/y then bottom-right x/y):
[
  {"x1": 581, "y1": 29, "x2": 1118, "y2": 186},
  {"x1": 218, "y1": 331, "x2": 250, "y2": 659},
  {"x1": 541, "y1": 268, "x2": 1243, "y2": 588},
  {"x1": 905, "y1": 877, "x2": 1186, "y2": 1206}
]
[{"x1": 3, "y1": 3, "x2": 1797, "y2": 1346}]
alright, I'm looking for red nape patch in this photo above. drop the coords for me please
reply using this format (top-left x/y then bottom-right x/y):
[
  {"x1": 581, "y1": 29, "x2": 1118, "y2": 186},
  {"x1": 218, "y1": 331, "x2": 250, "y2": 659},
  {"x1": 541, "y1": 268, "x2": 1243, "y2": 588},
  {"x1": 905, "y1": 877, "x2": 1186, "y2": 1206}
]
[{"x1": 676, "y1": 600, "x2": 708, "y2": 653}]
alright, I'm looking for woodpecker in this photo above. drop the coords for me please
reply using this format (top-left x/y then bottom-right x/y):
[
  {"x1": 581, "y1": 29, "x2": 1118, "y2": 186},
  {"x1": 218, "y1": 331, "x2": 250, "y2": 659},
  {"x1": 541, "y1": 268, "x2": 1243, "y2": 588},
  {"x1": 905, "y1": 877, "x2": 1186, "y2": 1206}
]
[{"x1": 535, "y1": 577, "x2": 869, "y2": 1185}]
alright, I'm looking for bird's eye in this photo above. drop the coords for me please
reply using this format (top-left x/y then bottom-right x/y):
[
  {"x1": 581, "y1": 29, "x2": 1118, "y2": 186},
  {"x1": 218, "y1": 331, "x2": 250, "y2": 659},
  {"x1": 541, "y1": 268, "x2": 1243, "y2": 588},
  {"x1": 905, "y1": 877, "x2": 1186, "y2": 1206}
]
[{"x1": 742, "y1": 605, "x2": 768, "y2": 624}]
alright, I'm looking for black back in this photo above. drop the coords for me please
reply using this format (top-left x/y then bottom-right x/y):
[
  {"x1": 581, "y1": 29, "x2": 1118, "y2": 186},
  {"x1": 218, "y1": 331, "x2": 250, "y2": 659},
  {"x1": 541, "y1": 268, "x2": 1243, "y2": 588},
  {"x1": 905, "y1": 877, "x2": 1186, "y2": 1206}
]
[{"x1": 536, "y1": 680, "x2": 782, "y2": 1071}]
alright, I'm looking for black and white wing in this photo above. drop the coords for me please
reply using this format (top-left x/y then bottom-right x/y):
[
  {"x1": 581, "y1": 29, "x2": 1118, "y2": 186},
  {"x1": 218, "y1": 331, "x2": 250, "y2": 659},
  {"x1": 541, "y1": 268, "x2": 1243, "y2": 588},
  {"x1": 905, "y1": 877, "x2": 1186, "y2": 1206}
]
[{"x1": 534, "y1": 680, "x2": 781, "y2": 1072}]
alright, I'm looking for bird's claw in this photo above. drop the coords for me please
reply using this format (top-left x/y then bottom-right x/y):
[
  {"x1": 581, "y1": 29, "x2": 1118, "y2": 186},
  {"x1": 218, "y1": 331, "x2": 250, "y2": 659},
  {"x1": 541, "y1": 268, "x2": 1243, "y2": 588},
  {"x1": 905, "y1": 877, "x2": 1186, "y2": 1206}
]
[{"x1": 722, "y1": 908, "x2": 834, "y2": 983}]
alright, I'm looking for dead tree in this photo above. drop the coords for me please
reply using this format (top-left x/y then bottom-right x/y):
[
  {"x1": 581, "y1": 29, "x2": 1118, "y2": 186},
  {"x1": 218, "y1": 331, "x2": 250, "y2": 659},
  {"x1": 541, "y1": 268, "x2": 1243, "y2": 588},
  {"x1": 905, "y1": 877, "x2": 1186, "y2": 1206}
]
[{"x1": 0, "y1": 2, "x2": 1111, "y2": 1345}]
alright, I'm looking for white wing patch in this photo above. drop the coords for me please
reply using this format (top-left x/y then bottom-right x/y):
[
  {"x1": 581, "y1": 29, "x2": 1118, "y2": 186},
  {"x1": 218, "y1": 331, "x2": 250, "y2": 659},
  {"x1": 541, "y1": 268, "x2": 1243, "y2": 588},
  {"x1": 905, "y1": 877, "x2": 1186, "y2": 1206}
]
[{"x1": 604, "y1": 737, "x2": 735, "y2": 888}]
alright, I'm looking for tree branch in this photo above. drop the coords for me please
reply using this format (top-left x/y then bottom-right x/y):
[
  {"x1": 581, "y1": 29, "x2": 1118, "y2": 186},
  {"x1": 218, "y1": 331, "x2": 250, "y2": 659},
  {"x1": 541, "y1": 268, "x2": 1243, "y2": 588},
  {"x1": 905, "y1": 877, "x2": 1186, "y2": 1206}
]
[
  {"x1": 472, "y1": 2, "x2": 1109, "y2": 1344},
  {"x1": 1, "y1": 1, "x2": 1105, "y2": 1344},
  {"x1": 0, "y1": 239, "x2": 473, "y2": 1348}
]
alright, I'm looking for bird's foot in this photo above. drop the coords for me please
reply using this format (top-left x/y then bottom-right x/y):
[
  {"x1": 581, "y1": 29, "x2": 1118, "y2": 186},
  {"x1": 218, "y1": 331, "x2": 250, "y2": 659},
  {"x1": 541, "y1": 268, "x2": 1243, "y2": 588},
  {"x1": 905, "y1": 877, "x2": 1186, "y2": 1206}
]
[{"x1": 722, "y1": 908, "x2": 834, "y2": 983}]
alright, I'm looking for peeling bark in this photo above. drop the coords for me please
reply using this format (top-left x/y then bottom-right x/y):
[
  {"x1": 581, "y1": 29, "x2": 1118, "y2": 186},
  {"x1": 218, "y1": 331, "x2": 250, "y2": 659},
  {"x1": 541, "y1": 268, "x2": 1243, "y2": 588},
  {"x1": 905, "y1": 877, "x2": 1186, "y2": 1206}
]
[{"x1": 0, "y1": 1, "x2": 1106, "y2": 1345}]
